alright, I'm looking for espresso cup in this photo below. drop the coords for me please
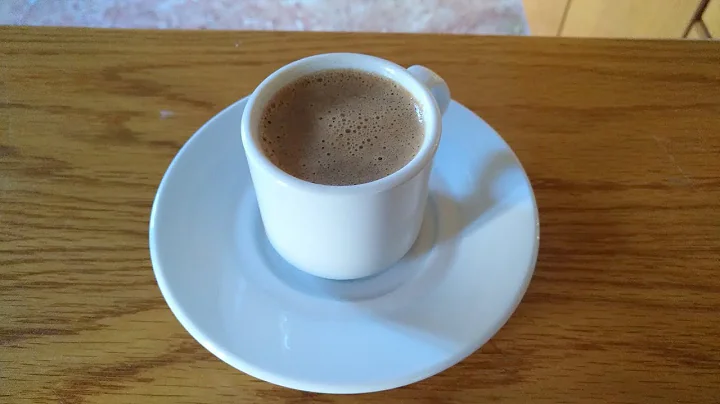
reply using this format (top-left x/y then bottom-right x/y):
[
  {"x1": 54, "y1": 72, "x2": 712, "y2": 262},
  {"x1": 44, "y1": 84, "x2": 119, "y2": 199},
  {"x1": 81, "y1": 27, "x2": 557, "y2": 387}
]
[{"x1": 241, "y1": 53, "x2": 450, "y2": 280}]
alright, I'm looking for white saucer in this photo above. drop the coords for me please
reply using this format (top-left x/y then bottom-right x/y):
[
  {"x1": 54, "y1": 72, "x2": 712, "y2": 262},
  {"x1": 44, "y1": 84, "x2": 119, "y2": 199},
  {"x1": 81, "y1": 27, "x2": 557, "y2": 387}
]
[{"x1": 149, "y1": 97, "x2": 539, "y2": 394}]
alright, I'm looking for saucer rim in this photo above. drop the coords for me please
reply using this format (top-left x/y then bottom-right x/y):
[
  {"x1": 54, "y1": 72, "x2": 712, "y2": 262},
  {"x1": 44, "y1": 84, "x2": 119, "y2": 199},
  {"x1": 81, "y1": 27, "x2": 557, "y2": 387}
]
[{"x1": 149, "y1": 96, "x2": 540, "y2": 394}]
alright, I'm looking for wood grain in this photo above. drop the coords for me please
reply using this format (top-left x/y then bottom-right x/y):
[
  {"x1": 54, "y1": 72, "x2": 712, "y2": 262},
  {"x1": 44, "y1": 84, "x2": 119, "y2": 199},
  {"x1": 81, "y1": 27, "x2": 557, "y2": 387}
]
[
  {"x1": 522, "y1": 0, "x2": 570, "y2": 36},
  {"x1": 562, "y1": 0, "x2": 702, "y2": 38},
  {"x1": 2, "y1": 27, "x2": 720, "y2": 403}
]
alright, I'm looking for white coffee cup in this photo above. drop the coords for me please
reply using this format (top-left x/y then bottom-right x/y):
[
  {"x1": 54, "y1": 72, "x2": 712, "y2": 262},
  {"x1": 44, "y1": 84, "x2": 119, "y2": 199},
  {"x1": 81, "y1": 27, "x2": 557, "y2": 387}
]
[{"x1": 241, "y1": 53, "x2": 450, "y2": 280}]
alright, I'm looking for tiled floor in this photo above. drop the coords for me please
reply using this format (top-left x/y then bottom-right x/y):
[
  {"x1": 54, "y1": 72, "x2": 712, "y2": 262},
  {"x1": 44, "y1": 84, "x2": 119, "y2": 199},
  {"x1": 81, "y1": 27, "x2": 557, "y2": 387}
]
[{"x1": 1, "y1": 0, "x2": 527, "y2": 34}]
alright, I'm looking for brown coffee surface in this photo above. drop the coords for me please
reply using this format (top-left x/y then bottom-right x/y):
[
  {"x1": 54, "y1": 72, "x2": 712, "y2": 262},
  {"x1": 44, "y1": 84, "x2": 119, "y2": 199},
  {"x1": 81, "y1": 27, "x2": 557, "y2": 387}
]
[{"x1": 258, "y1": 69, "x2": 424, "y2": 186}]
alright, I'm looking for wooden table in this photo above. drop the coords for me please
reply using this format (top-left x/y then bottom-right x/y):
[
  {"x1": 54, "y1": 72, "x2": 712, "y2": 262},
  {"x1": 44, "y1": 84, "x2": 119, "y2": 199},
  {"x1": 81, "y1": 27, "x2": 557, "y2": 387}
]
[{"x1": 2, "y1": 27, "x2": 719, "y2": 403}]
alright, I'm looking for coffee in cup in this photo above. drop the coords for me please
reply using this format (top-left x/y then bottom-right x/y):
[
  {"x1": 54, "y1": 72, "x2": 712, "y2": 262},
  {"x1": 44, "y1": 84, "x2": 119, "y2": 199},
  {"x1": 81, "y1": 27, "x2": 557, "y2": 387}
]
[{"x1": 258, "y1": 69, "x2": 424, "y2": 186}]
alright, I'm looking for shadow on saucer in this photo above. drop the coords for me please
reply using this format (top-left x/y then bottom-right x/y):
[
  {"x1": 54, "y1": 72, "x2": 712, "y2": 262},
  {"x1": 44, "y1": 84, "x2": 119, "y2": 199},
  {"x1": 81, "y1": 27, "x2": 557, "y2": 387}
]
[
  {"x1": 255, "y1": 147, "x2": 527, "y2": 349},
  {"x1": 363, "y1": 149, "x2": 530, "y2": 350},
  {"x1": 434, "y1": 149, "x2": 524, "y2": 245}
]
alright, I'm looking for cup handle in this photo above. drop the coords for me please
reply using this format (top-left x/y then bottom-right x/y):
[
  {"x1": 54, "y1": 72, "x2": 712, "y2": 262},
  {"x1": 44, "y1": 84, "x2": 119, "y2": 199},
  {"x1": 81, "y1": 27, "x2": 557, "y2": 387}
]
[{"x1": 407, "y1": 65, "x2": 451, "y2": 116}]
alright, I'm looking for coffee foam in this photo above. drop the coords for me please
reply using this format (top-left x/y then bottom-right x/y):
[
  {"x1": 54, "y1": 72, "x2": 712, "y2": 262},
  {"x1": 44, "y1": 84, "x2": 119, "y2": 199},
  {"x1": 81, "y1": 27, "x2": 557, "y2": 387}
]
[{"x1": 259, "y1": 69, "x2": 423, "y2": 186}]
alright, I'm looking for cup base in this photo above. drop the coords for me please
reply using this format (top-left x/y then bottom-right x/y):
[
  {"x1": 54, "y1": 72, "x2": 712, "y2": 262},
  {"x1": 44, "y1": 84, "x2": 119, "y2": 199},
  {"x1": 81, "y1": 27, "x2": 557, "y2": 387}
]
[
  {"x1": 256, "y1": 198, "x2": 437, "y2": 301},
  {"x1": 264, "y1": 216, "x2": 424, "y2": 281}
]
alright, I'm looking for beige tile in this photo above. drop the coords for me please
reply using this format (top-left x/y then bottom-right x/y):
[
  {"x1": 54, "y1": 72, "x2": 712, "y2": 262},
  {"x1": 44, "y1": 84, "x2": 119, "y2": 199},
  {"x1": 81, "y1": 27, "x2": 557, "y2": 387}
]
[
  {"x1": 522, "y1": 0, "x2": 568, "y2": 36},
  {"x1": 686, "y1": 21, "x2": 710, "y2": 39},
  {"x1": 704, "y1": 0, "x2": 720, "y2": 38}
]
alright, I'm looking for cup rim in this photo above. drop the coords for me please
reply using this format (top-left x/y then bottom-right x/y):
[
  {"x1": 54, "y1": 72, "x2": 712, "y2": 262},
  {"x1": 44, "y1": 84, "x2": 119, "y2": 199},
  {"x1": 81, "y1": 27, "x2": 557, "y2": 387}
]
[{"x1": 240, "y1": 53, "x2": 441, "y2": 195}]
